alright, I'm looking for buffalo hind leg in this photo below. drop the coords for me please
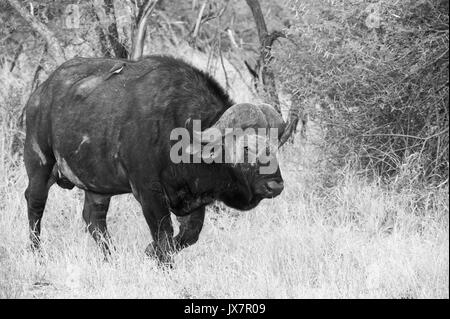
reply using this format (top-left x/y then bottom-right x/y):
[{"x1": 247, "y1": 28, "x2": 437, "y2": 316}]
[
  {"x1": 24, "y1": 151, "x2": 55, "y2": 251},
  {"x1": 82, "y1": 191, "x2": 112, "y2": 255},
  {"x1": 174, "y1": 207, "x2": 205, "y2": 252}
]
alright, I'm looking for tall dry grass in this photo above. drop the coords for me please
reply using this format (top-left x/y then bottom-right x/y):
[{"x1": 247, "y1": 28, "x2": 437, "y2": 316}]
[{"x1": 0, "y1": 106, "x2": 448, "y2": 298}]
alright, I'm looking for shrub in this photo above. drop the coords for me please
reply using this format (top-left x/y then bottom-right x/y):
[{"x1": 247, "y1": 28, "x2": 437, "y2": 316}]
[{"x1": 275, "y1": 0, "x2": 449, "y2": 183}]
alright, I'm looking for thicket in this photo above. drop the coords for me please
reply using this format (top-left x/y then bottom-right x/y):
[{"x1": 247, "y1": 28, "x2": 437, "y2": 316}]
[
  {"x1": 1, "y1": 0, "x2": 448, "y2": 186},
  {"x1": 275, "y1": 0, "x2": 449, "y2": 185}
]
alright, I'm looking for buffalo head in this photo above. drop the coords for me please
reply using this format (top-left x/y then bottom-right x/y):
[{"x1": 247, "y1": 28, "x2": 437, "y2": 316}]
[{"x1": 186, "y1": 103, "x2": 286, "y2": 210}]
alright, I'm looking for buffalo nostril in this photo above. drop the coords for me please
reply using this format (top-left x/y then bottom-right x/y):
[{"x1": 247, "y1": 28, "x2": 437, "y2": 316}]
[{"x1": 266, "y1": 180, "x2": 284, "y2": 193}]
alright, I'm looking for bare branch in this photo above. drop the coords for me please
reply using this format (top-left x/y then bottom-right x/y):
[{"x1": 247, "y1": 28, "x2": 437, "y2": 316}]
[
  {"x1": 9, "y1": 42, "x2": 23, "y2": 72},
  {"x1": 130, "y1": 0, "x2": 160, "y2": 61},
  {"x1": 265, "y1": 30, "x2": 285, "y2": 47},
  {"x1": 226, "y1": 28, "x2": 239, "y2": 49},
  {"x1": 190, "y1": 0, "x2": 229, "y2": 45},
  {"x1": 93, "y1": 0, "x2": 128, "y2": 58},
  {"x1": 218, "y1": 30, "x2": 230, "y2": 91},
  {"x1": 200, "y1": 1, "x2": 228, "y2": 24},
  {"x1": 192, "y1": 0, "x2": 207, "y2": 40},
  {"x1": 278, "y1": 101, "x2": 305, "y2": 147},
  {"x1": 31, "y1": 44, "x2": 47, "y2": 92},
  {"x1": 158, "y1": 11, "x2": 180, "y2": 46},
  {"x1": 6, "y1": 0, "x2": 65, "y2": 64}
]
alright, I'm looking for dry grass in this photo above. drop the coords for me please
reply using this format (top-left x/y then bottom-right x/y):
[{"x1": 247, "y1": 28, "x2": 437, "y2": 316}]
[
  {"x1": 0, "y1": 126, "x2": 448, "y2": 298},
  {"x1": 0, "y1": 0, "x2": 447, "y2": 300}
]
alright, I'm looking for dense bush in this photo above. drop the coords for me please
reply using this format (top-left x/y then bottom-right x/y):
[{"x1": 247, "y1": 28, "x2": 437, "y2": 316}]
[{"x1": 275, "y1": 0, "x2": 449, "y2": 183}]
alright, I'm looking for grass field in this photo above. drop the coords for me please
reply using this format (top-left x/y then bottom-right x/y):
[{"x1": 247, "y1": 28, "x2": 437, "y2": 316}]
[{"x1": 0, "y1": 129, "x2": 448, "y2": 299}]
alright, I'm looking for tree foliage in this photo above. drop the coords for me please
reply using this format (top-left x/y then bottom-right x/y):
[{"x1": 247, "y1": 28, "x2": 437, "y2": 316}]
[
  {"x1": 275, "y1": 0, "x2": 449, "y2": 182},
  {"x1": 1, "y1": 0, "x2": 448, "y2": 183}
]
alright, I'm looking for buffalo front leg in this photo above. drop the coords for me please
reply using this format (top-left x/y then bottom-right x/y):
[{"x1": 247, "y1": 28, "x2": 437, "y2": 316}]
[
  {"x1": 174, "y1": 207, "x2": 205, "y2": 252},
  {"x1": 138, "y1": 193, "x2": 175, "y2": 265},
  {"x1": 82, "y1": 191, "x2": 112, "y2": 255}
]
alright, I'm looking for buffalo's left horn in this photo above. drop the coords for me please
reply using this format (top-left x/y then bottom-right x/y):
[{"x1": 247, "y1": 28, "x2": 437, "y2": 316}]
[{"x1": 195, "y1": 103, "x2": 286, "y2": 145}]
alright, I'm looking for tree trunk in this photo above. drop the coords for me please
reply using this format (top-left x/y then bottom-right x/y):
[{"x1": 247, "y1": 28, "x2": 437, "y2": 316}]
[
  {"x1": 92, "y1": 0, "x2": 128, "y2": 58},
  {"x1": 7, "y1": 0, "x2": 65, "y2": 65},
  {"x1": 245, "y1": 0, "x2": 281, "y2": 112},
  {"x1": 93, "y1": 11, "x2": 113, "y2": 58},
  {"x1": 245, "y1": 0, "x2": 304, "y2": 146},
  {"x1": 104, "y1": 0, "x2": 128, "y2": 58},
  {"x1": 130, "y1": 0, "x2": 159, "y2": 61}
]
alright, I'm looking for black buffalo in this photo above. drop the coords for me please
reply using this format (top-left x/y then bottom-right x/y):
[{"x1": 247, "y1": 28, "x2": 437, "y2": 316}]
[{"x1": 24, "y1": 55, "x2": 285, "y2": 263}]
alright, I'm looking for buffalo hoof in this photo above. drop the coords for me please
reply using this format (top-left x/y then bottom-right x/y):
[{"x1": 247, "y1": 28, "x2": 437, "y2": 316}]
[
  {"x1": 27, "y1": 242, "x2": 44, "y2": 261},
  {"x1": 145, "y1": 243, "x2": 174, "y2": 268}
]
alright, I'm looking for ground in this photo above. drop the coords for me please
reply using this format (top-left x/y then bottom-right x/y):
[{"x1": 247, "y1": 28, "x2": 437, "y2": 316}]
[{"x1": 0, "y1": 139, "x2": 448, "y2": 299}]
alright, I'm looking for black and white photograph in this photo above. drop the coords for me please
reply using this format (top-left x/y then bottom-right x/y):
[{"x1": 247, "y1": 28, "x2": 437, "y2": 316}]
[{"x1": 0, "y1": 0, "x2": 448, "y2": 300}]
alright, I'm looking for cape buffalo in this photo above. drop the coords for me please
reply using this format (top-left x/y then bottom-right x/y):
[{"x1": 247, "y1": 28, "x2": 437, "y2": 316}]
[{"x1": 24, "y1": 55, "x2": 285, "y2": 264}]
